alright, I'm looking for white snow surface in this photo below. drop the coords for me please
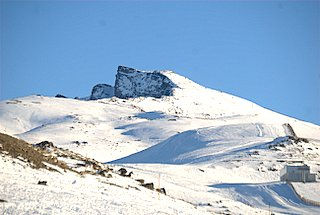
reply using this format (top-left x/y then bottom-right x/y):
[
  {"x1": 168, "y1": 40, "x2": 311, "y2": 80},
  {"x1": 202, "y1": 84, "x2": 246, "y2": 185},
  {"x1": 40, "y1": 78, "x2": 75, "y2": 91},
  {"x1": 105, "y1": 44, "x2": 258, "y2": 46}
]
[
  {"x1": 112, "y1": 123, "x2": 279, "y2": 164},
  {"x1": 0, "y1": 156, "x2": 208, "y2": 215},
  {"x1": 1, "y1": 68, "x2": 320, "y2": 214},
  {"x1": 292, "y1": 182, "x2": 320, "y2": 202}
]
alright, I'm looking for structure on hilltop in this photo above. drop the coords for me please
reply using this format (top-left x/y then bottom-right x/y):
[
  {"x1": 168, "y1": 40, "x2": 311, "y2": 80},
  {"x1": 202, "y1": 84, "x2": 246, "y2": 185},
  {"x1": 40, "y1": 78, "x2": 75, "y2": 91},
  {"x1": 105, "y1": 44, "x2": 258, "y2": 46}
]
[{"x1": 280, "y1": 164, "x2": 316, "y2": 182}]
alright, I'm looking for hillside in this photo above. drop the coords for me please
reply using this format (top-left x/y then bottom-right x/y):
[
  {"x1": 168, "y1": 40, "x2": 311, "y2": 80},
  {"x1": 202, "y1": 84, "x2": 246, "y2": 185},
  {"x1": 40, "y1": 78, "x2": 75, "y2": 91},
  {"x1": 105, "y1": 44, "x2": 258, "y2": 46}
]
[
  {"x1": 1, "y1": 133, "x2": 207, "y2": 214},
  {"x1": 1, "y1": 66, "x2": 320, "y2": 214},
  {"x1": 1, "y1": 67, "x2": 319, "y2": 163}
]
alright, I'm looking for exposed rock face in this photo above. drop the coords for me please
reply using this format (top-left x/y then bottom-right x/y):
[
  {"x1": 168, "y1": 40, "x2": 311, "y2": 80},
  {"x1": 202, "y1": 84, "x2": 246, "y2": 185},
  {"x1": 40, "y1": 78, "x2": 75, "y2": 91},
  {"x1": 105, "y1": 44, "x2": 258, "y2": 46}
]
[
  {"x1": 33, "y1": 141, "x2": 54, "y2": 149},
  {"x1": 114, "y1": 66, "x2": 176, "y2": 99},
  {"x1": 55, "y1": 94, "x2": 67, "y2": 98},
  {"x1": 90, "y1": 84, "x2": 114, "y2": 100}
]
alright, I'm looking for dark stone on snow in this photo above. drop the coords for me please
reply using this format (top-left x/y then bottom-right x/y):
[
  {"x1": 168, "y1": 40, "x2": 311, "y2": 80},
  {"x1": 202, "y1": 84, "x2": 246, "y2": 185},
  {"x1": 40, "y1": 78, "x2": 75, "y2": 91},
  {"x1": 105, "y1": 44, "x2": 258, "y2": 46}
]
[
  {"x1": 97, "y1": 169, "x2": 109, "y2": 177},
  {"x1": 124, "y1": 171, "x2": 133, "y2": 177},
  {"x1": 38, "y1": 180, "x2": 47, "y2": 185},
  {"x1": 118, "y1": 168, "x2": 127, "y2": 176},
  {"x1": 136, "y1": 179, "x2": 145, "y2": 184},
  {"x1": 156, "y1": 188, "x2": 167, "y2": 195},
  {"x1": 141, "y1": 182, "x2": 154, "y2": 190}
]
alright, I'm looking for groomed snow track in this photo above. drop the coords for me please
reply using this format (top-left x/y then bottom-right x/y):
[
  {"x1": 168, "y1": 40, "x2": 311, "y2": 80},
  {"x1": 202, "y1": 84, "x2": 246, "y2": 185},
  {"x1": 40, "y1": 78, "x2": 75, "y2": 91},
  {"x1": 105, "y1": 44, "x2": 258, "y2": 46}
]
[{"x1": 211, "y1": 182, "x2": 320, "y2": 214}]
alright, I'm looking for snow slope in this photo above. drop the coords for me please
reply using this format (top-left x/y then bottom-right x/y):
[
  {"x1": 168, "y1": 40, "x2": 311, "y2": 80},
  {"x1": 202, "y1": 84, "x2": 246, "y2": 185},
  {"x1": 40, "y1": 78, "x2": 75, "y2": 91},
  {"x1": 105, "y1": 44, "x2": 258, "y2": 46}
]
[
  {"x1": 292, "y1": 182, "x2": 320, "y2": 203},
  {"x1": 0, "y1": 155, "x2": 211, "y2": 215},
  {"x1": 1, "y1": 66, "x2": 320, "y2": 214},
  {"x1": 112, "y1": 123, "x2": 279, "y2": 164},
  {"x1": 210, "y1": 181, "x2": 320, "y2": 214}
]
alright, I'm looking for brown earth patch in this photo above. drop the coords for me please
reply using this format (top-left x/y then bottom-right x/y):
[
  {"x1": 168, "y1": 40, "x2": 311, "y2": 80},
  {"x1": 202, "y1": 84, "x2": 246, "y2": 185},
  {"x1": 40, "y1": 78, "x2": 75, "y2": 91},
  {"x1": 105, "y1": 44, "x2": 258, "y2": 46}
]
[{"x1": 0, "y1": 133, "x2": 70, "y2": 171}]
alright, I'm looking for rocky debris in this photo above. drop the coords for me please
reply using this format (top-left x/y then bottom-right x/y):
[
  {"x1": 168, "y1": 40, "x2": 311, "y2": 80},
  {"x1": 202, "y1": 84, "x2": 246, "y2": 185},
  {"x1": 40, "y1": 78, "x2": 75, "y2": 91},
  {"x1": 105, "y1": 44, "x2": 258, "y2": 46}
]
[
  {"x1": 72, "y1": 141, "x2": 88, "y2": 146},
  {"x1": 124, "y1": 171, "x2": 133, "y2": 177},
  {"x1": 135, "y1": 179, "x2": 145, "y2": 184},
  {"x1": 156, "y1": 188, "x2": 167, "y2": 195},
  {"x1": 0, "y1": 199, "x2": 7, "y2": 203},
  {"x1": 0, "y1": 133, "x2": 69, "y2": 170},
  {"x1": 1, "y1": 133, "x2": 169, "y2": 197},
  {"x1": 282, "y1": 124, "x2": 309, "y2": 144},
  {"x1": 0, "y1": 133, "x2": 115, "y2": 178},
  {"x1": 37, "y1": 180, "x2": 47, "y2": 185},
  {"x1": 118, "y1": 168, "x2": 127, "y2": 176},
  {"x1": 128, "y1": 185, "x2": 140, "y2": 191},
  {"x1": 290, "y1": 136, "x2": 309, "y2": 144},
  {"x1": 117, "y1": 168, "x2": 133, "y2": 177},
  {"x1": 90, "y1": 84, "x2": 114, "y2": 100},
  {"x1": 269, "y1": 136, "x2": 310, "y2": 152},
  {"x1": 248, "y1": 151, "x2": 260, "y2": 156},
  {"x1": 55, "y1": 94, "x2": 67, "y2": 98},
  {"x1": 76, "y1": 162, "x2": 86, "y2": 167},
  {"x1": 268, "y1": 167, "x2": 277, "y2": 171},
  {"x1": 33, "y1": 141, "x2": 54, "y2": 149},
  {"x1": 6, "y1": 99, "x2": 22, "y2": 105},
  {"x1": 96, "y1": 170, "x2": 109, "y2": 177},
  {"x1": 114, "y1": 66, "x2": 176, "y2": 99},
  {"x1": 141, "y1": 182, "x2": 154, "y2": 190},
  {"x1": 96, "y1": 170, "x2": 112, "y2": 178}
]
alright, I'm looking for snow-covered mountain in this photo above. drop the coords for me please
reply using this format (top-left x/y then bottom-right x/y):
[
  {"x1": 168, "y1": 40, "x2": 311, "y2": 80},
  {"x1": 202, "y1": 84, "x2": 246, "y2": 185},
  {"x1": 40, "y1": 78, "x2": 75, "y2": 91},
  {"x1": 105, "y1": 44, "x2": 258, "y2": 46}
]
[{"x1": 1, "y1": 66, "x2": 320, "y2": 214}]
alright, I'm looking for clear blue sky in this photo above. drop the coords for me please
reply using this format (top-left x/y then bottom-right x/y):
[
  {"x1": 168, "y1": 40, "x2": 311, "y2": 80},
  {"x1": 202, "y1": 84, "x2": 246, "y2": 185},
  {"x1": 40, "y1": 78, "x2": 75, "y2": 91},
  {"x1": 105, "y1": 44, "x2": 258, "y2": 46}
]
[{"x1": 1, "y1": 1, "x2": 319, "y2": 125}]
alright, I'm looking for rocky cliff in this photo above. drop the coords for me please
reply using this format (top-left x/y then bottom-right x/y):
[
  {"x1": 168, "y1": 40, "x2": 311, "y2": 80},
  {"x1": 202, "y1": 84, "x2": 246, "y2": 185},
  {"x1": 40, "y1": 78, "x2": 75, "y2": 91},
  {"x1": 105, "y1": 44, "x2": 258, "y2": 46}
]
[
  {"x1": 90, "y1": 84, "x2": 114, "y2": 100},
  {"x1": 114, "y1": 66, "x2": 176, "y2": 99}
]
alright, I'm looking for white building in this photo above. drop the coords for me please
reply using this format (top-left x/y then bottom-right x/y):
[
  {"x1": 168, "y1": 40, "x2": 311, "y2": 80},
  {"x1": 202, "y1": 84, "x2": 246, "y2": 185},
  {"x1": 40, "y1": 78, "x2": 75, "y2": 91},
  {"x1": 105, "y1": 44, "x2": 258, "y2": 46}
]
[{"x1": 280, "y1": 164, "x2": 316, "y2": 182}]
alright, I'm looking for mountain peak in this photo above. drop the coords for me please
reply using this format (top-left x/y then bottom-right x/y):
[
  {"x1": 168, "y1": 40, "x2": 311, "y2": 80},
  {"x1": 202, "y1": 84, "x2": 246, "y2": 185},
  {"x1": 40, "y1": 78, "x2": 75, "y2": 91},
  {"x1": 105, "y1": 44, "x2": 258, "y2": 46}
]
[{"x1": 114, "y1": 66, "x2": 177, "y2": 99}]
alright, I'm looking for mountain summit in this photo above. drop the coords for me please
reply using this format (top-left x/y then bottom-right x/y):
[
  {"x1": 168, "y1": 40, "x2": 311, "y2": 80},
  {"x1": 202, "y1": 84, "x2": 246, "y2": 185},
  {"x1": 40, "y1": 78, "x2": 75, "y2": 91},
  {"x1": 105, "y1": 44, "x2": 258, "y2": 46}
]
[{"x1": 114, "y1": 66, "x2": 176, "y2": 99}]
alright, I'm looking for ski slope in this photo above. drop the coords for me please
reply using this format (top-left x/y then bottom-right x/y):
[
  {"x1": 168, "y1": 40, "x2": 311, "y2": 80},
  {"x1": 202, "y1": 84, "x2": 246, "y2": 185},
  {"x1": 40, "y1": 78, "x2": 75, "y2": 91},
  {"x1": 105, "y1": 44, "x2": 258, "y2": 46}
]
[
  {"x1": 112, "y1": 123, "x2": 280, "y2": 164},
  {"x1": 210, "y1": 182, "x2": 320, "y2": 214}
]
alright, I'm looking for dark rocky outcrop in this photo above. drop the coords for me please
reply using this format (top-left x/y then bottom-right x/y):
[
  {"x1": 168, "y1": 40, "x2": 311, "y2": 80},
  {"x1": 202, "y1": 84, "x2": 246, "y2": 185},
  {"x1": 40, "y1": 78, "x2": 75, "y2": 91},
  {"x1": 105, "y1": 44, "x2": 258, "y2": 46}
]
[
  {"x1": 283, "y1": 123, "x2": 297, "y2": 138},
  {"x1": 55, "y1": 94, "x2": 67, "y2": 98},
  {"x1": 90, "y1": 84, "x2": 114, "y2": 100},
  {"x1": 141, "y1": 182, "x2": 154, "y2": 190},
  {"x1": 33, "y1": 141, "x2": 54, "y2": 149},
  {"x1": 283, "y1": 124, "x2": 309, "y2": 143},
  {"x1": 114, "y1": 66, "x2": 176, "y2": 99}
]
